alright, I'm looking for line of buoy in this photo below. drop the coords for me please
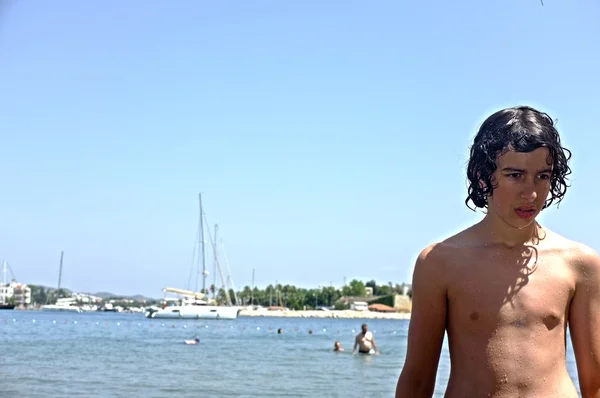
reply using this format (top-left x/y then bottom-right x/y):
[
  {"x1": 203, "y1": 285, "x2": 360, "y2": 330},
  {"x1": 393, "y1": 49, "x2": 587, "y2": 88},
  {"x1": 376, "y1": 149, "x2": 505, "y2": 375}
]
[{"x1": 1, "y1": 319, "x2": 402, "y2": 334}]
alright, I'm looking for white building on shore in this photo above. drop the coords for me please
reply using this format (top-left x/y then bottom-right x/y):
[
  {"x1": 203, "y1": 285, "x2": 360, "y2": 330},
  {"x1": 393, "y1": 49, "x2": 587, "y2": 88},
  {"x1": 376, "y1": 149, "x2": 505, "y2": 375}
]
[
  {"x1": 72, "y1": 293, "x2": 102, "y2": 304},
  {"x1": 0, "y1": 281, "x2": 32, "y2": 305}
]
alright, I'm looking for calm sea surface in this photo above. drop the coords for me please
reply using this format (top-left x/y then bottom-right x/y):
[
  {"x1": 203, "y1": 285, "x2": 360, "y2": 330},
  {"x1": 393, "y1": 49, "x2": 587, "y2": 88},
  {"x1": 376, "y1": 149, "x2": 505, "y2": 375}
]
[{"x1": 0, "y1": 311, "x2": 580, "y2": 397}]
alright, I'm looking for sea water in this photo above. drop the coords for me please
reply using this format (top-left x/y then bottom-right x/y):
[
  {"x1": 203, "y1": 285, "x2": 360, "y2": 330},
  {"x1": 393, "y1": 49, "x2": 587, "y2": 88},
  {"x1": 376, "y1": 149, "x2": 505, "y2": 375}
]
[{"x1": 0, "y1": 311, "x2": 579, "y2": 397}]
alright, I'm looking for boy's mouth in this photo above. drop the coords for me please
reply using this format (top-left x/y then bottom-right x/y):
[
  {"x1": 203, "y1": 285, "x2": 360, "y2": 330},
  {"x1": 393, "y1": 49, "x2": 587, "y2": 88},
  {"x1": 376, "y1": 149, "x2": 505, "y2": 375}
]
[{"x1": 515, "y1": 207, "x2": 536, "y2": 219}]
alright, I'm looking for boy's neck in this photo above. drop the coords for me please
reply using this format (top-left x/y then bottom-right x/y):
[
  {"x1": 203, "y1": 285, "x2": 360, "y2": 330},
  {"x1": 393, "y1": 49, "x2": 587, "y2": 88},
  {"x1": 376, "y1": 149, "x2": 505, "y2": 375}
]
[{"x1": 477, "y1": 213, "x2": 543, "y2": 247}]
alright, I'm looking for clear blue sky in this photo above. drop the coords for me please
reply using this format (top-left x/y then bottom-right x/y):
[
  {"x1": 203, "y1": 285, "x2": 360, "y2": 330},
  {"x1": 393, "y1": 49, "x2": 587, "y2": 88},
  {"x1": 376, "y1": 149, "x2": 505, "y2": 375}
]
[{"x1": 1, "y1": 1, "x2": 598, "y2": 297}]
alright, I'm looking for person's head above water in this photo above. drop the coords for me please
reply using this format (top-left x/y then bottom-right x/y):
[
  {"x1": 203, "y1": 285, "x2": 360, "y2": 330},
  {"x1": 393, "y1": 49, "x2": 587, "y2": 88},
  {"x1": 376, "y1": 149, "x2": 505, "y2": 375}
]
[
  {"x1": 195, "y1": 336, "x2": 199, "y2": 342},
  {"x1": 361, "y1": 323, "x2": 368, "y2": 333},
  {"x1": 333, "y1": 341, "x2": 342, "y2": 350},
  {"x1": 465, "y1": 106, "x2": 572, "y2": 225}
]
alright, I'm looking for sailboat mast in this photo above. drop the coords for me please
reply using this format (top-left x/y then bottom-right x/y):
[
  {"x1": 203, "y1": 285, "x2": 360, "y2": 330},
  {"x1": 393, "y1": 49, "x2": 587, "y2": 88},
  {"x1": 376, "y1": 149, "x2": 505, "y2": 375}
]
[
  {"x1": 251, "y1": 268, "x2": 255, "y2": 306},
  {"x1": 2, "y1": 261, "x2": 6, "y2": 304},
  {"x1": 57, "y1": 251, "x2": 64, "y2": 290},
  {"x1": 199, "y1": 193, "x2": 206, "y2": 294},
  {"x1": 213, "y1": 224, "x2": 218, "y2": 298}
]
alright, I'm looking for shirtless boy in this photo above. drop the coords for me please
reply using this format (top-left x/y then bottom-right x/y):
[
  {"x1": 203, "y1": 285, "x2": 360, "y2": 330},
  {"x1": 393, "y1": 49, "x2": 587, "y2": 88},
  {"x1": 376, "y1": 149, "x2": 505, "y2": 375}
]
[{"x1": 395, "y1": 106, "x2": 600, "y2": 397}]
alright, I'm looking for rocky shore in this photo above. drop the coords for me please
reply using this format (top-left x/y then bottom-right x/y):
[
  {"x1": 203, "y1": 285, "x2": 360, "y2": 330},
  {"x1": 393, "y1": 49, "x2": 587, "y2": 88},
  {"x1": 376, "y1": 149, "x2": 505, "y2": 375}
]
[{"x1": 239, "y1": 309, "x2": 411, "y2": 320}]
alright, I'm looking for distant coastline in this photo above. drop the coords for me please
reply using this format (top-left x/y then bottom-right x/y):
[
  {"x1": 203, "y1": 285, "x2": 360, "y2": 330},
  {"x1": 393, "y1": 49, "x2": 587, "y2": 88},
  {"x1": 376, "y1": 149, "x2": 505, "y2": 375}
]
[
  {"x1": 14, "y1": 308, "x2": 411, "y2": 320},
  {"x1": 11, "y1": 279, "x2": 412, "y2": 316},
  {"x1": 239, "y1": 309, "x2": 411, "y2": 320}
]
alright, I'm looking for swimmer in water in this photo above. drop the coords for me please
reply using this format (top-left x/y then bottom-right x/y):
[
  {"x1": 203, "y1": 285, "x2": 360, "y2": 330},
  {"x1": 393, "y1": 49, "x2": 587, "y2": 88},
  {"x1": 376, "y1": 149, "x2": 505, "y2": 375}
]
[
  {"x1": 353, "y1": 323, "x2": 379, "y2": 355},
  {"x1": 184, "y1": 336, "x2": 200, "y2": 345},
  {"x1": 333, "y1": 341, "x2": 344, "y2": 352}
]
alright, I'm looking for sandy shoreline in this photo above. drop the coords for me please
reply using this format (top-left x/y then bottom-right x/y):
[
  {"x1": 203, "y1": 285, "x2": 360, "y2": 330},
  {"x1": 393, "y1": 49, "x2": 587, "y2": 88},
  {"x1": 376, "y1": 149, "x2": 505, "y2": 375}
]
[
  {"x1": 14, "y1": 307, "x2": 411, "y2": 320},
  {"x1": 239, "y1": 309, "x2": 411, "y2": 320}
]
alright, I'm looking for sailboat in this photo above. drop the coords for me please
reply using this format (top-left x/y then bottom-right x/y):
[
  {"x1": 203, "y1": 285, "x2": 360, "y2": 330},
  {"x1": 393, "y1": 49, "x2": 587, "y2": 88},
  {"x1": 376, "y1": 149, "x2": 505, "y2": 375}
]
[
  {"x1": 0, "y1": 260, "x2": 16, "y2": 310},
  {"x1": 41, "y1": 251, "x2": 82, "y2": 313},
  {"x1": 145, "y1": 193, "x2": 240, "y2": 320}
]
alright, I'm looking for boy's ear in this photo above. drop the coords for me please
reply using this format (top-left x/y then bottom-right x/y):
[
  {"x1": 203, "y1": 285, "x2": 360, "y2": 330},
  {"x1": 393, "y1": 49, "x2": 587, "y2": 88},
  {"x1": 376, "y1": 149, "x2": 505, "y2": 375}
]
[
  {"x1": 477, "y1": 172, "x2": 496, "y2": 190},
  {"x1": 477, "y1": 172, "x2": 486, "y2": 189}
]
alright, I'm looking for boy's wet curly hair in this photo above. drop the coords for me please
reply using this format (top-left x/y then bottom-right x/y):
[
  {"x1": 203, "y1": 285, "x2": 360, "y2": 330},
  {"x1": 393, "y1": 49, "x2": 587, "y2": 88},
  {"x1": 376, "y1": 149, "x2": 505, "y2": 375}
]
[{"x1": 465, "y1": 106, "x2": 572, "y2": 210}]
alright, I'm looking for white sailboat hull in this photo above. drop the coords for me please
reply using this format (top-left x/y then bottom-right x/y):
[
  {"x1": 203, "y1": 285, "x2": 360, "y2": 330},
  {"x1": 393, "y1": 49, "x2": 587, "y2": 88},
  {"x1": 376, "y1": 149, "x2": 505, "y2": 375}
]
[
  {"x1": 145, "y1": 305, "x2": 239, "y2": 320},
  {"x1": 42, "y1": 304, "x2": 82, "y2": 313}
]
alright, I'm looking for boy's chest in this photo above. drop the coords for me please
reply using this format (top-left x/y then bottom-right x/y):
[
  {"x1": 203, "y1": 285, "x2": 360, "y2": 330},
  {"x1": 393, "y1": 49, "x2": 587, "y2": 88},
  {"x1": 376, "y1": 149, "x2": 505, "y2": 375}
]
[{"x1": 446, "y1": 249, "x2": 575, "y2": 327}]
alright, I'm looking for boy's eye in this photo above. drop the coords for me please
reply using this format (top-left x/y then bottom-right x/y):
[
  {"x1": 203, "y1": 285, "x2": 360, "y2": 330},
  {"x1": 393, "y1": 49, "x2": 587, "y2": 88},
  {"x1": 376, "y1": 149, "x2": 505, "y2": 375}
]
[
  {"x1": 507, "y1": 173, "x2": 522, "y2": 179},
  {"x1": 538, "y1": 174, "x2": 551, "y2": 180}
]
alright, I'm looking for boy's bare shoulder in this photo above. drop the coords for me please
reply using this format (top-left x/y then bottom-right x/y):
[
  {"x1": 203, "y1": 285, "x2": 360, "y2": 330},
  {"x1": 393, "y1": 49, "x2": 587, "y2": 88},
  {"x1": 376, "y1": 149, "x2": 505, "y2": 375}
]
[
  {"x1": 524, "y1": 228, "x2": 600, "y2": 290},
  {"x1": 418, "y1": 227, "x2": 477, "y2": 257},
  {"x1": 414, "y1": 229, "x2": 475, "y2": 274},
  {"x1": 545, "y1": 229, "x2": 600, "y2": 273}
]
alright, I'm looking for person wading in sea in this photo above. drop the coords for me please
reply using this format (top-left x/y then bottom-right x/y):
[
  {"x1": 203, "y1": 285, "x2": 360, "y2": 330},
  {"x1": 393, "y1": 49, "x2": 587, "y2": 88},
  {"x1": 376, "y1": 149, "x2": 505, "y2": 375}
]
[
  {"x1": 353, "y1": 323, "x2": 379, "y2": 355},
  {"x1": 395, "y1": 106, "x2": 600, "y2": 397}
]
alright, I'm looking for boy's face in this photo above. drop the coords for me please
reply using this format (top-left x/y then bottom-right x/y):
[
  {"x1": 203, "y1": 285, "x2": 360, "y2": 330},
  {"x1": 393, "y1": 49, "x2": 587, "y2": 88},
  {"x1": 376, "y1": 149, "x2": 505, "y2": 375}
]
[{"x1": 487, "y1": 147, "x2": 553, "y2": 229}]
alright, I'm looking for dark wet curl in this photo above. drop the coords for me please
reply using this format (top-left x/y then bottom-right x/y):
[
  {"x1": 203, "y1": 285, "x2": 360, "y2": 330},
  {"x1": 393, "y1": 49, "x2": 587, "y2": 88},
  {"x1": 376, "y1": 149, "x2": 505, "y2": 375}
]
[{"x1": 465, "y1": 106, "x2": 572, "y2": 210}]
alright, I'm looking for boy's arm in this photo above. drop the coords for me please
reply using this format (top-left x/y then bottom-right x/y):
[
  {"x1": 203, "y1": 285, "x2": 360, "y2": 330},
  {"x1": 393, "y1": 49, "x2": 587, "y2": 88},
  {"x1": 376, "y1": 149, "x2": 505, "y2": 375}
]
[
  {"x1": 395, "y1": 244, "x2": 447, "y2": 398},
  {"x1": 569, "y1": 245, "x2": 600, "y2": 398}
]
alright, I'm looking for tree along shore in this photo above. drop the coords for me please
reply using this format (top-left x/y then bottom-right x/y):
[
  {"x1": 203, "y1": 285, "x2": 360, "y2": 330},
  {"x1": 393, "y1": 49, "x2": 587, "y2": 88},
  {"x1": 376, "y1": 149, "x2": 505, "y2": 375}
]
[{"x1": 27, "y1": 279, "x2": 412, "y2": 311}]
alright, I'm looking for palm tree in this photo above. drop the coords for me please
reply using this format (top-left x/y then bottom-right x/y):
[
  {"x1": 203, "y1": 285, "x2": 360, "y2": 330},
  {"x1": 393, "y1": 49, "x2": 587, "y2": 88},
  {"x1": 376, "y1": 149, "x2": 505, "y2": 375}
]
[{"x1": 242, "y1": 285, "x2": 252, "y2": 305}]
